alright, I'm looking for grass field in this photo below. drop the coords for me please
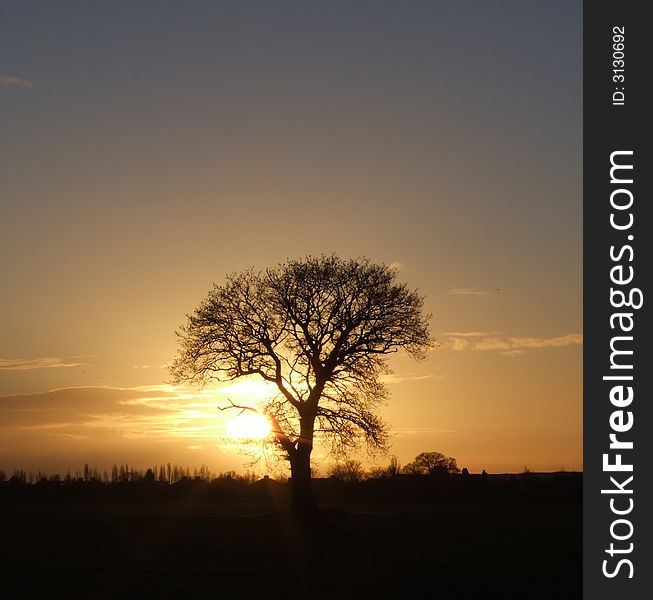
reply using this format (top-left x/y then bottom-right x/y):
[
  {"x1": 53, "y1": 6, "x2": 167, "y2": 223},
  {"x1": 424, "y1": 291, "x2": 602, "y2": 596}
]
[{"x1": 0, "y1": 501, "x2": 580, "y2": 598}]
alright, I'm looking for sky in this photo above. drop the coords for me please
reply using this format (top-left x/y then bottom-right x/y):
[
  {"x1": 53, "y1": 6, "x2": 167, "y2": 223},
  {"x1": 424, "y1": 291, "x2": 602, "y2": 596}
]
[{"x1": 0, "y1": 1, "x2": 582, "y2": 476}]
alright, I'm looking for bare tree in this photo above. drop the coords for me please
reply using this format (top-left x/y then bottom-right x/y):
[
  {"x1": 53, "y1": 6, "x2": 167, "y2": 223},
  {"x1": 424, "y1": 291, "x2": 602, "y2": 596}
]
[
  {"x1": 403, "y1": 451, "x2": 459, "y2": 476},
  {"x1": 368, "y1": 455, "x2": 402, "y2": 479},
  {"x1": 328, "y1": 459, "x2": 366, "y2": 483},
  {"x1": 170, "y1": 254, "x2": 433, "y2": 512}
]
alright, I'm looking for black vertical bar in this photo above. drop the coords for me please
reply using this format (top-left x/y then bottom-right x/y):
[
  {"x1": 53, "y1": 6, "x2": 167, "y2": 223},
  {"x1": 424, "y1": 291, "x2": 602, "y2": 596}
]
[{"x1": 584, "y1": 1, "x2": 652, "y2": 598}]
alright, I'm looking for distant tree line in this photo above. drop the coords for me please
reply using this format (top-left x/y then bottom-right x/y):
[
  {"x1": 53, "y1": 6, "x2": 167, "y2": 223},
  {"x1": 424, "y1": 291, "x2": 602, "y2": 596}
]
[
  {"x1": 0, "y1": 452, "x2": 455, "y2": 487},
  {"x1": 0, "y1": 463, "x2": 255, "y2": 486},
  {"x1": 0, "y1": 452, "x2": 580, "y2": 505},
  {"x1": 327, "y1": 452, "x2": 460, "y2": 482}
]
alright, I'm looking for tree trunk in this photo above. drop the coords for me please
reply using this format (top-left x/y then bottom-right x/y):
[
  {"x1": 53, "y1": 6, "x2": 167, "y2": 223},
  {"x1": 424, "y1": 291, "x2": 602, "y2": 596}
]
[
  {"x1": 289, "y1": 415, "x2": 318, "y2": 513},
  {"x1": 289, "y1": 447, "x2": 317, "y2": 513}
]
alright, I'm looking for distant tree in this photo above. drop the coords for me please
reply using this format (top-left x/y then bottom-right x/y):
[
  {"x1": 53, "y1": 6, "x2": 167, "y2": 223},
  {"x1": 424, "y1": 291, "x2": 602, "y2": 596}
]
[
  {"x1": 404, "y1": 452, "x2": 459, "y2": 476},
  {"x1": 195, "y1": 464, "x2": 212, "y2": 481},
  {"x1": 369, "y1": 455, "x2": 402, "y2": 479},
  {"x1": 11, "y1": 470, "x2": 27, "y2": 484},
  {"x1": 241, "y1": 471, "x2": 257, "y2": 484},
  {"x1": 387, "y1": 455, "x2": 402, "y2": 477},
  {"x1": 328, "y1": 459, "x2": 366, "y2": 483},
  {"x1": 171, "y1": 255, "x2": 433, "y2": 512}
]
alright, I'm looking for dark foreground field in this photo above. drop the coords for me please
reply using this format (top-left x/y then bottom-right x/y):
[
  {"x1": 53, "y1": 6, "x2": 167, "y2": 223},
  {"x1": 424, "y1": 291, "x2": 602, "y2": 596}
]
[{"x1": 0, "y1": 501, "x2": 580, "y2": 599}]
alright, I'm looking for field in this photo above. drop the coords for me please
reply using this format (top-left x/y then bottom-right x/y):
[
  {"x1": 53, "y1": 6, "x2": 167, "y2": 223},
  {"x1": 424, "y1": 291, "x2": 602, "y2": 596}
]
[{"x1": 0, "y1": 501, "x2": 580, "y2": 598}]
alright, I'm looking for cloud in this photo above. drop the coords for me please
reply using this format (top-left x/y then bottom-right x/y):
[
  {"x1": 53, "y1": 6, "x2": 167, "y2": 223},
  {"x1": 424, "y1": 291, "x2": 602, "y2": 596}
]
[
  {"x1": 381, "y1": 373, "x2": 436, "y2": 384},
  {"x1": 0, "y1": 76, "x2": 33, "y2": 88},
  {"x1": 388, "y1": 261, "x2": 404, "y2": 272},
  {"x1": 505, "y1": 334, "x2": 583, "y2": 349},
  {"x1": 0, "y1": 383, "x2": 285, "y2": 471},
  {"x1": 441, "y1": 331, "x2": 499, "y2": 337},
  {"x1": 450, "y1": 338, "x2": 470, "y2": 351},
  {"x1": 126, "y1": 384, "x2": 176, "y2": 392},
  {"x1": 447, "y1": 288, "x2": 488, "y2": 296},
  {"x1": 0, "y1": 386, "x2": 180, "y2": 428},
  {"x1": 445, "y1": 333, "x2": 582, "y2": 354},
  {"x1": 0, "y1": 357, "x2": 86, "y2": 371},
  {"x1": 0, "y1": 384, "x2": 234, "y2": 446},
  {"x1": 471, "y1": 337, "x2": 512, "y2": 351},
  {"x1": 391, "y1": 427, "x2": 458, "y2": 437}
]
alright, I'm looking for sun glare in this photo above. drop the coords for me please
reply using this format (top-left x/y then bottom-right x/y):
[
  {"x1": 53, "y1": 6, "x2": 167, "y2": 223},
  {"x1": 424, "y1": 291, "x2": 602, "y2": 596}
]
[{"x1": 225, "y1": 413, "x2": 271, "y2": 440}]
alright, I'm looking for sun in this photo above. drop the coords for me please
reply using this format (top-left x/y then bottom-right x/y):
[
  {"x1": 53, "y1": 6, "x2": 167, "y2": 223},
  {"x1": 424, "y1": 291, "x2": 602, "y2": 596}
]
[{"x1": 225, "y1": 412, "x2": 271, "y2": 440}]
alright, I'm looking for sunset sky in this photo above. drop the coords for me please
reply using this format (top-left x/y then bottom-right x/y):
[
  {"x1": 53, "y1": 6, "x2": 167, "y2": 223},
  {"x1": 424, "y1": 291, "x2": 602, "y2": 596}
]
[{"x1": 1, "y1": 1, "x2": 582, "y2": 475}]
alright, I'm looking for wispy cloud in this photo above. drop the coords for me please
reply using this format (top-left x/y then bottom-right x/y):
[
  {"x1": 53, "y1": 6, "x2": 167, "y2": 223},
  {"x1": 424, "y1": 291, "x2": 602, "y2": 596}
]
[
  {"x1": 470, "y1": 337, "x2": 514, "y2": 351},
  {"x1": 447, "y1": 288, "x2": 488, "y2": 296},
  {"x1": 381, "y1": 373, "x2": 436, "y2": 384},
  {"x1": 391, "y1": 427, "x2": 458, "y2": 437},
  {"x1": 0, "y1": 385, "x2": 217, "y2": 440},
  {"x1": 0, "y1": 75, "x2": 33, "y2": 88},
  {"x1": 388, "y1": 261, "x2": 404, "y2": 272},
  {"x1": 445, "y1": 333, "x2": 582, "y2": 354},
  {"x1": 441, "y1": 331, "x2": 500, "y2": 337},
  {"x1": 450, "y1": 338, "x2": 471, "y2": 351},
  {"x1": 0, "y1": 357, "x2": 85, "y2": 371},
  {"x1": 441, "y1": 331, "x2": 500, "y2": 352},
  {"x1": 508, "y1": 334, "x2": 583, "y2": 349},
  {"x1": 0, "y1": 383, "x2": 282, "y2": 467}
]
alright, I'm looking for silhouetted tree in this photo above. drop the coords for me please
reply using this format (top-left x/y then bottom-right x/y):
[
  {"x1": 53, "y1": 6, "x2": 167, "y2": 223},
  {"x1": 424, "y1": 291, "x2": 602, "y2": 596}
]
[
  {"x1": 386, "y1": 455, "x2": 402, "y2": 477},
  {"x1": 369, "y1": 455, "x2": 402, "y2": 479},
  {"x1": 328, "y1": 459, "x2": 366, "y2": 483},
  {"x1": 11, "y1": 470, "x2": 27, "y2": 484},
  {"x1": 171, "y1": 255, "x2": 433, "y2": 512},
  {"x1": 404, "y1": 452, "x2": 459, "y2": 476}
]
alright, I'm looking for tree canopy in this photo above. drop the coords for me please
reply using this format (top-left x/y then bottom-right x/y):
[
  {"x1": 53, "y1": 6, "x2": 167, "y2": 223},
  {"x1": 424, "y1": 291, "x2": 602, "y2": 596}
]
[
  {"x1": 170, "y1": 254, "x2": 433, "y2": 510},
  {"x1": 403, "y1": 452, "x2": 459, "y2": 476}
]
